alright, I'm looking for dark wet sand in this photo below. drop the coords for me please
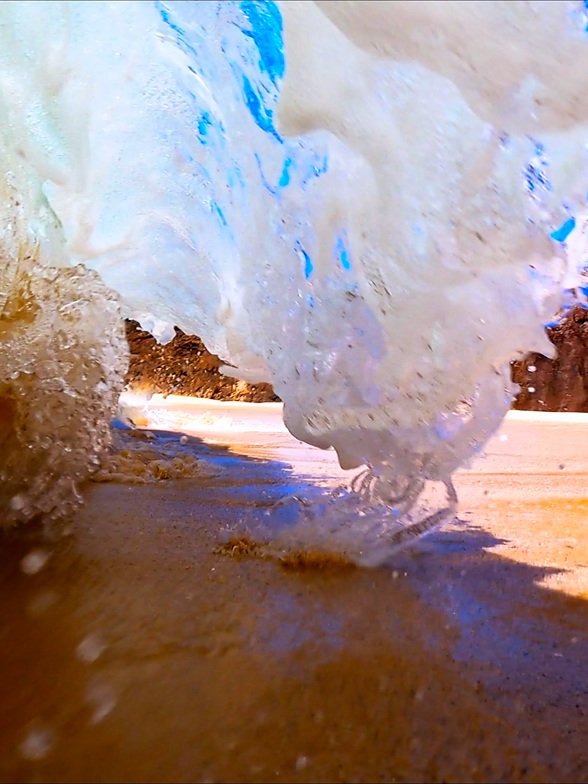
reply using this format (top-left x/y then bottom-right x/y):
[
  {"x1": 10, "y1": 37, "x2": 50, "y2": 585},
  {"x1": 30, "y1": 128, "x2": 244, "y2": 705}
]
[{"x1": 2, "y1": 406, "x2": 588, "y2": 783}]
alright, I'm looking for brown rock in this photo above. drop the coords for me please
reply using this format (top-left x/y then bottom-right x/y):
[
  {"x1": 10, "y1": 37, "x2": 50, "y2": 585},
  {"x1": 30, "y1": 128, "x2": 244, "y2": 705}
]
[
  {"x1": 124, "y1": 320, "x2": 279, "y2": 403},
  {"x1": 512, "y1": 305, "x2": 588, "y2": 412}
]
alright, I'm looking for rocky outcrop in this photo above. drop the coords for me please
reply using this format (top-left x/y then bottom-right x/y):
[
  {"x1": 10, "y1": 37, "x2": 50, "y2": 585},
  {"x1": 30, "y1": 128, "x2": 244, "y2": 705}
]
[
  {"x1": 124, "y1": 320, "x2": 278, "y2": 403},
  {"x1": 511, "y1": 305, "x2": 588, "y2": 412}
]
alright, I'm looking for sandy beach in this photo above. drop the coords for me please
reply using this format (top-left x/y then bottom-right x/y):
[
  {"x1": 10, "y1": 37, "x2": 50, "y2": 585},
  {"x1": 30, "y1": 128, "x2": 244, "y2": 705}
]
[{"x1": 2, "y1": 401, "x2": 588, "y2": 783}]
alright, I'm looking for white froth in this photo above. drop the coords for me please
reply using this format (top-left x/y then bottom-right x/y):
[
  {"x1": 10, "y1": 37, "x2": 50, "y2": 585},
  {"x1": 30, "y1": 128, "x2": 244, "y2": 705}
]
[{"x1": 2, "y1": 1, "x2": 588, "y2": 524}]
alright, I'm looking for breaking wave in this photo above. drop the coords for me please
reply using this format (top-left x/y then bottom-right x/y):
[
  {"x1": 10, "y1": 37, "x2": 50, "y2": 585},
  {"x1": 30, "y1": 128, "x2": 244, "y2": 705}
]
[{"x1": 2, "y1": 0, "x2": 588, "y2": 532}]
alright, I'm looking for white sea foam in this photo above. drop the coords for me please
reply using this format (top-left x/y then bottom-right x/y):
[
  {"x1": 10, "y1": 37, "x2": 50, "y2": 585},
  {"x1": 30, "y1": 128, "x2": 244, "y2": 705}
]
[{"x1": 1, "y1": 1, "x2": 588, "y2": 531}]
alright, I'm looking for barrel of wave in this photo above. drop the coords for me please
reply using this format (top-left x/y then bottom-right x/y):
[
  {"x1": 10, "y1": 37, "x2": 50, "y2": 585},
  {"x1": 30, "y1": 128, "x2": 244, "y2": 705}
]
[{"x1": 0, "y1": 181, "x2": 128, "y2": 527}]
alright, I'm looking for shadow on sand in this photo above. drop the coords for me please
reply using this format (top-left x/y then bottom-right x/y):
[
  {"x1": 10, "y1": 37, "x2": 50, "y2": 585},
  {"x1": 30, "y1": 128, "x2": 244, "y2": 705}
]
[{"x1": 0, "y1": 427, "x2": 587, "y2": 783}]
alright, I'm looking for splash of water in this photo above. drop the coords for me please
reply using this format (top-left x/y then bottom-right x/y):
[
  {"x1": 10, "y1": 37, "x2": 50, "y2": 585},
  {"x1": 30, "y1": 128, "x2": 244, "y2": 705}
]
[{"x1": 2, "y1": 1, "x2": 588, "y2": 534}]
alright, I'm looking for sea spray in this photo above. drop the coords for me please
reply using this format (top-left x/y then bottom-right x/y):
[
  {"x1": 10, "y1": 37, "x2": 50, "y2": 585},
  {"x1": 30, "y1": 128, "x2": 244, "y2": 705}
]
[
  {"x1": 0, "y1": 258, "x2": 127, "y2": 525},
  {"x1": 1, "y1": 1, "x2": 588, "y2": 536}
]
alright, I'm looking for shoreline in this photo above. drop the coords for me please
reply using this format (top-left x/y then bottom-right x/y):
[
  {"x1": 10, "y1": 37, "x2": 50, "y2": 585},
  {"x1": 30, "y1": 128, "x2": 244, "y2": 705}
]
[{"x1": 1, "y1": 407, "x2": 588, "y2": 781}]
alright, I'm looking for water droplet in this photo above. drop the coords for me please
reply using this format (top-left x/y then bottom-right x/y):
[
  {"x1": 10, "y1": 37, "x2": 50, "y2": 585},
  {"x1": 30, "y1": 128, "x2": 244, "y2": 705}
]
[
  {"x1": 86, "y1": 677, "x2": 117, "y2": 724},
  {"x1": 295, "y1": 755, "x2": 309, "y2": 771},
  {"x1": 180, "y1": 435, "x2": 188, "y2": 445},
  {"x1": 499, "y1": 434, "x2": 508, "y2": 442},
  {"x1": 19, "y1": 724, "x2": 54, "y2": 760},
  {"x1": 10, "y1": 494, "x2": 26, "y2": 511},
  {"x1": 528, "y1": 386, "x2": 536, "y2": 393},
  {"x1": 20, "y1": 549, "x2": 50, "y2": 575},
  {"x1": 76, "y1": 633, "x2": 106, "y2": 663},
  {"x1": 528, "y1": 365, "x2": 537, "y2": 372}
]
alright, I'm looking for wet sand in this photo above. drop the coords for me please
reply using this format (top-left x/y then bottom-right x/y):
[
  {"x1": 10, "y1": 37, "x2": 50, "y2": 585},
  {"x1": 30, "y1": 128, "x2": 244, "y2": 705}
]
[{"x1": 2, "y1": 401, "x2": 588, "y2": 783}]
